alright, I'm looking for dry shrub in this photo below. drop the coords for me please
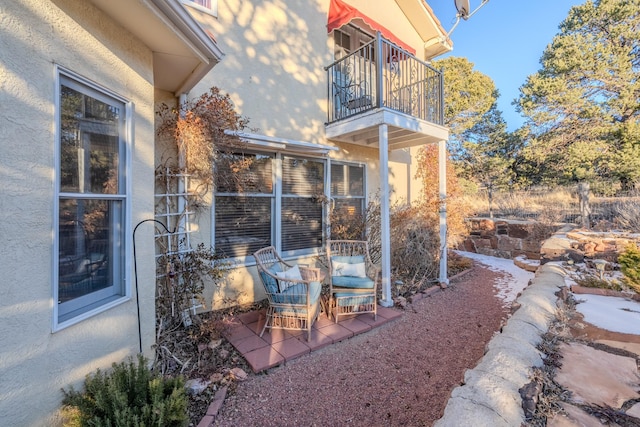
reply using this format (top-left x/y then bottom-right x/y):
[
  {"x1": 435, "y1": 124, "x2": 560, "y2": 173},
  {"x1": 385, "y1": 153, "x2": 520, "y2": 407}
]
[
  {"x1": 448, "y1": 251, "x2": 472, "y2": 276},
  {"x1": 574, "y1": 274, "x2": 623, "y2": 291},
  {"x1": 329, "y1": 204, "x2": 366, "y2": 241},
  {"x1": 414, "y1": 145, "x2": 471, "y2": 246},
  {"x1": 468, "y1": 187, "x2": 577, "y2": 221},
  {"x1": 613, "y1": 198, "x2": 640, "y2": 231},
  {"x1": 494, "y1": 192, "x2": 530, "y2": 217},
  {"x1": 156, "y1": 87, "x2": 250, "y2": 190},
  {"x1": 364, "y1": 198, "x2": 440, "y2": 294},
  {"x1": 530, "y1": 209, "x2": 564, "y2": 242}
]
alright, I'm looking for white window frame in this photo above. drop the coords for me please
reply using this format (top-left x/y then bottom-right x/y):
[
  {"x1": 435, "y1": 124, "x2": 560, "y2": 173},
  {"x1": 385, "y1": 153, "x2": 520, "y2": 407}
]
[
  {"x1": 180, "y1": 0, "x2": 218, "y2": 17},
  {"x1": 329, "y1": 160, "x2": 368, "y2": 230},
  {"x1": 279, "y1": 154, "x2": 327, "y2": 258},
  {"x1": 212, "y1": 150, "x2": 329, "y2": 264},
  {"x1": 333, "y1": 26, "x2": 374, "y2": 60},
  {"x1": 53, "y1": 66, "x2": 132, "y2": 331},
  {"x1": 212, "y1": 151, "x2": 370, "y2": 264},
  {"x1": 213, "y1": 150, "x2": 276, "y2": 263}
]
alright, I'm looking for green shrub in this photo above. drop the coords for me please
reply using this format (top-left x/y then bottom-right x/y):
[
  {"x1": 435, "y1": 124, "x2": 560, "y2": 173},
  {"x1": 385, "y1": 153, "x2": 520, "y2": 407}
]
[
  {"x1": 619, "y1": 243, "x2": 640, "y2": 293},
  {"x1": 574, "y1": 274, "x2": 623, "y2": 291},
  {"x1": 62, "y1": 355, "x2": 188, "y2": 427}
]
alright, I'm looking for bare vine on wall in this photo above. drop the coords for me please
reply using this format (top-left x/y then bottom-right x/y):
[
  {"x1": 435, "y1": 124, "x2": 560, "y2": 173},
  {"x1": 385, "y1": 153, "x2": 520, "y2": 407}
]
[
  {"x1": 156, "y1": 87, "x2": 254, "y2": 205},
  {"x1": 153, "y1": 87, "x2": 254, "y2": 373}
]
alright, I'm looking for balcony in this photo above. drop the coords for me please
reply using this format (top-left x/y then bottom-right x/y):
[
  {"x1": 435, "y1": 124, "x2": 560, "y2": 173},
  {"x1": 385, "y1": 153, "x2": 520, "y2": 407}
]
[{"x1": 325, "y1": 33, "x2": 448, "y2": 150}]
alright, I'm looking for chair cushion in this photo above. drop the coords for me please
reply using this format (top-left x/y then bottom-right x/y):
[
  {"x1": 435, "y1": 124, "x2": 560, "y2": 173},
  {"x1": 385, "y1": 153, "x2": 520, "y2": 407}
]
[
  {"x1": 275, "y1": 264, "x2": 303, "y2": 292},
  {"x1": 259, "y1": 264, "x2": 282, "y2": 295},
  {"x1": 331, "y1": 255, "x2": 366, "y2": 277},
  {"x1": 274, "y1": 281, "x2": 321, "y2": 306},
  {"x1": 332, "y1": 260, "x2": 366, "y2": 277},
  {"x1": 334, "y1": 292, "x2": 375, "y2": 307},
  {"x1": 331, "y1": 255, "x2": 365, "y2": 264},
  {"x1": 331, "y1": 275, "x2": 374, "y2": 289}
]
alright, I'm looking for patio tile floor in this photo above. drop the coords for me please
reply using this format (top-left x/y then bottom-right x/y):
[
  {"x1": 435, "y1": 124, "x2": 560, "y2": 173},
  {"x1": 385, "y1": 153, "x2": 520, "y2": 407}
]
[{"x1": 223, "y1": 305, "x2": 402, "y2": 373}]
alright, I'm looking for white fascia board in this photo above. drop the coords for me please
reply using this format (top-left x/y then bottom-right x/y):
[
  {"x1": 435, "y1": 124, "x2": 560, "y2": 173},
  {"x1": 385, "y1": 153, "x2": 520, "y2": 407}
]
[
  {"x1": 149, "y1": 0, "x2": 224, "y2": 94},
  {"x1": 150, "y1": 0, "x2": 224, "y2": 61},
  {"x1": 225, "y1": 131, "x2": 339, "y2": 155}
]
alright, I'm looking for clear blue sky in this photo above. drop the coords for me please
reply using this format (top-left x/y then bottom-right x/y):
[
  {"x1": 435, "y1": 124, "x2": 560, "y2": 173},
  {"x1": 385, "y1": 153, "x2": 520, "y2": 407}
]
[{"x1": 429, "y1": 0, "x2": 586, "y2": 131}]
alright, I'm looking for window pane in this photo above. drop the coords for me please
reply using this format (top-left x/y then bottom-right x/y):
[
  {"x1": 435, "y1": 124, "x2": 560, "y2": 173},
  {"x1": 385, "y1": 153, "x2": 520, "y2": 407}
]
[
  {"x1": 331, "y1": 163, "x2": 364, "y2": 197},
  {"x1": 215, "y1": 196, "x2": 271, "y2": 257},
  {"x1": 60, "y1": 85, "x2": 120, "y2": 194},
  {"x1": 281, "y1": 197, "x2": 323, "y2": 251},
  {"x1": 348, "y1": 164, "x2": 364, "y2": 196},
  {"x1": 334, "y1": 199, "x2": 363, "y2": 217},
  {"x1": 334, "y1": 30, "x2": 351, "y2": 59},
  {"x1": 282, "y1": 156, "x2": 324, "y2": 196},
  {"x1": 58, "y1": 198, "x2": 122, "y2": 304},
  {"x1": 215, "y1": 152, "x2": 273, "y2": 194}
]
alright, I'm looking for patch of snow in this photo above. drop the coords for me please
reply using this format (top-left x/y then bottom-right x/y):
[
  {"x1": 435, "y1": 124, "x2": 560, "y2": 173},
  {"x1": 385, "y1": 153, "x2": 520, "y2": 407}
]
[
  {"x1": 454, "y1": 251, "x2": 535, "y2": 307},
  {"x1": 574, "y1": 294, "x2": 640, "y2": 335},
  {"x1": 514, "y1": 254, "x2": 540, "y2": 268}
]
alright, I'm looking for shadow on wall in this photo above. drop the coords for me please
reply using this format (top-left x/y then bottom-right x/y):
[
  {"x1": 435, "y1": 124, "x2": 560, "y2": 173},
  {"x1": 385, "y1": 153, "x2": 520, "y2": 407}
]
[{"x1": 191, "y1": 0, "x2": 331, "y2": 145}]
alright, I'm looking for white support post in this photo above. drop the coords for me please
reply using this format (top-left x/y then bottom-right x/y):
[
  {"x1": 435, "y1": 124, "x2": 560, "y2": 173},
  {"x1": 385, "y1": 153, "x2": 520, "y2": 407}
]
[
  {"x1": 379, "y1": 124, "x2": 393, "y2": 307},
  {"x1": 438, "y1": 139, "x2": 449, "y2": 287}
]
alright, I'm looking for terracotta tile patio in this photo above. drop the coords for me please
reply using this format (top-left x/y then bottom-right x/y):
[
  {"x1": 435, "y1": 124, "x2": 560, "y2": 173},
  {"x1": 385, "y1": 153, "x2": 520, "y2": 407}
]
[{"x1": 223, "y1": 306, "x2": 403, "y2": 373}]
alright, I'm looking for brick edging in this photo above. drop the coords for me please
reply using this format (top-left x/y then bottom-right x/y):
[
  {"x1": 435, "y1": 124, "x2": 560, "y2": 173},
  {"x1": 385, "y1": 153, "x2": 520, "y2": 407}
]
[{"x1": 197, "y1": 386, "x2": 228, "y2": 427}]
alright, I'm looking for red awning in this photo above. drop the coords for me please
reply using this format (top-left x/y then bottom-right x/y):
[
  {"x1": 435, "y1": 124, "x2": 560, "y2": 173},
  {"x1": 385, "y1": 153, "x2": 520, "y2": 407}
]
[{"x1": 327, "y1": 0, "x2": 416, "y2": 55}]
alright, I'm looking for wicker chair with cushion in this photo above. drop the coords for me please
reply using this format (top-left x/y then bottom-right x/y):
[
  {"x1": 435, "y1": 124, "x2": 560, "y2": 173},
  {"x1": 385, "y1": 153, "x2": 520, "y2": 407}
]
[
  {"x1": 253, "y1": 246, "x2": 322, "y2": 341},
  {"x1": 326, "y1": 240, "x2": 379, "y2": 323}
]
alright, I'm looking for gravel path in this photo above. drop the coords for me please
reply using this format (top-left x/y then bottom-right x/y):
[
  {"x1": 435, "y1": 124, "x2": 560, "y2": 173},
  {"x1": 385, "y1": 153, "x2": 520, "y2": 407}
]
[{"x1": 213, "y1": 262, "x2": 511, "y2": 426}]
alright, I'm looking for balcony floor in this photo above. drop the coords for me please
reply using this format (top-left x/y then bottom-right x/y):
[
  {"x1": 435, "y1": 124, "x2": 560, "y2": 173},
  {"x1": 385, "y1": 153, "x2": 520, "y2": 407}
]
[
  {"x1": 325, "y1": 107, "x2": 449, "y2": 150},
  {"x1": 223, "y1": 305, "x2": 402, "y2": 373}
]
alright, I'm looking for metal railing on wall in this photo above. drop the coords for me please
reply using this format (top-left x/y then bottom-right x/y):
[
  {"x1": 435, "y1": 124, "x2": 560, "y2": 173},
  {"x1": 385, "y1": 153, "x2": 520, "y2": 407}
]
[{"x1": 326, "y1": 33, "x2": 444, "y2": 125}]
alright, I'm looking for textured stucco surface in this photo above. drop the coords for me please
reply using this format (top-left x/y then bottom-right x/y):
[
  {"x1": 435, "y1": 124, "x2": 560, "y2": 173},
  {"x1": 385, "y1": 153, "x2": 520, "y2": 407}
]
[
  {"x1": 185, "y1": 0, "x2": 429, "y2": 309},
  {"x1": 0, "y1": 1, "x2": 156, "y2": 425}
]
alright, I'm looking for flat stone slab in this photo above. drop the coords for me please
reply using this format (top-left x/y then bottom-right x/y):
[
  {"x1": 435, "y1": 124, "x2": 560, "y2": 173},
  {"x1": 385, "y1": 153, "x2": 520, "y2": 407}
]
[
  {"x1": 547, "y1": 402, "x2": 603, "y2": 427},
  {"x1": 596, "y1": 339, "x2": 640, "y2": 357},
  {"x1": 555, "y1": 342, "x2": 640, "y2": 409}
]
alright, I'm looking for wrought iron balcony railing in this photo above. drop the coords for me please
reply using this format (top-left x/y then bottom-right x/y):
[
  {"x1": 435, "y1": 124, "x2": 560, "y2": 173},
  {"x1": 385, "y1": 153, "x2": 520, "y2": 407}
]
[{"x1": 326, "y1": 33, "x2": 444, "y2": 126}]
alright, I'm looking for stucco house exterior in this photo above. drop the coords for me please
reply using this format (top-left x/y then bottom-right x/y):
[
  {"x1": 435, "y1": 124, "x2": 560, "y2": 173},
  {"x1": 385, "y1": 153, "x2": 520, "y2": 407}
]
[
  {"x1": 0, "y1": 0, "x2": 451, "y2": 425},
  {"x1": 0, "y1": 0, "x2": 221, "y2": 425},
  {"x1": 183, "y1": 0, "x2": 452, "y2": 312}
]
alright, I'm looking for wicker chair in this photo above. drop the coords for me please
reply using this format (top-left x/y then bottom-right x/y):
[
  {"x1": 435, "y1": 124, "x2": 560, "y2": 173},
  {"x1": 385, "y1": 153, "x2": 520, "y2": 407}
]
[
  {"x1": 253, "y1": 246, "x2": 322, "y2": 341},
  {"x1": 326, "y1": 240, "x2": 379, "y2": 323}
]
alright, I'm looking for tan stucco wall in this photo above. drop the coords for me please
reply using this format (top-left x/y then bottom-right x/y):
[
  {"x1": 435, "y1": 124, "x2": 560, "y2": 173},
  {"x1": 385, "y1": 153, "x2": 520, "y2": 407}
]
[
  {"x1": 183, "y1": 0, "x2": 429, "y2": 309},
  {"x1": 0, "y1": 1, "x2": 157, "y2": 425}
]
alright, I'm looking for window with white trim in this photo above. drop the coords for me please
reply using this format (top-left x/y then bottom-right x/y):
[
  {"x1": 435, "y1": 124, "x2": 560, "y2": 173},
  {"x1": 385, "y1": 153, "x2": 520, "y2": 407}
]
[
  {"x1": 214, "y1": 151, "x2": 274, "y2": 258},
  {"x1": 56, "y1": 70, "x2": 129, "y2": 326},
  {"x1": 281, "y1": 156, "x2": 325, "y2": 253},
  {"x1": 213, "y1": 151, "x2": 327, "y2": 260},
  {"x1": 331, "y1": 162, "x2": 366, "y2": 219}
]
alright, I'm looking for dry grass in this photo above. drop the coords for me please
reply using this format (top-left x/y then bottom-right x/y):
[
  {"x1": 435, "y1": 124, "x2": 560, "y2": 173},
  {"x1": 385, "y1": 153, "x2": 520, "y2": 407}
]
[
  {"x1": 463, "y1": 188, "x2": 578, "y2": 221},
  {"x1": 613, "y1": 197, "x2": 640, "y2": 231}
]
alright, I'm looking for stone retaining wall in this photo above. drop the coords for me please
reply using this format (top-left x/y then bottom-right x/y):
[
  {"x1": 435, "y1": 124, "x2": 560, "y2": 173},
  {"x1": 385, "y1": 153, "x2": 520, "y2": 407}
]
[
  {"x1": 434, "y1": 264, "x2": 566, "y2": 427},
  {"x1": 459, "y1": 218, "x2": 547, "y2": 260},
  {"x1": 541, "y1": 229, "x2": 640, "y2": 264}
]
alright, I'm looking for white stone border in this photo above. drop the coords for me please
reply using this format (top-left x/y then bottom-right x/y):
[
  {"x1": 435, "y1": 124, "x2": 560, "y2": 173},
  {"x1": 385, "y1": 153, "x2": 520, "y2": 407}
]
[{"x1": 434, "y1": 264, "x2": 566, "y2": 427}]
